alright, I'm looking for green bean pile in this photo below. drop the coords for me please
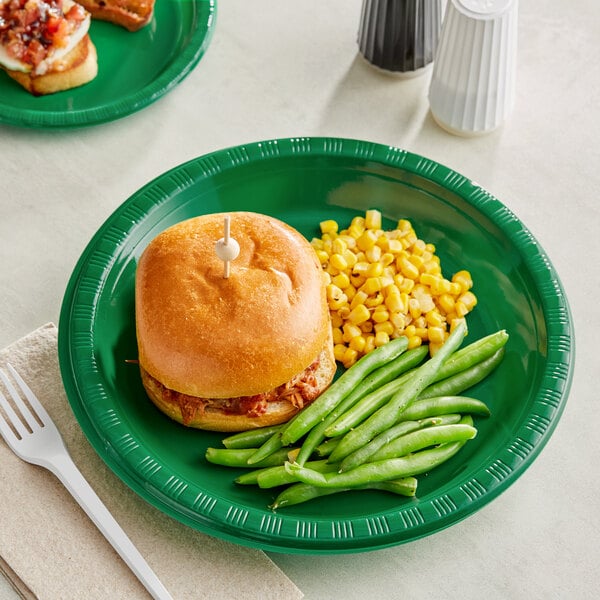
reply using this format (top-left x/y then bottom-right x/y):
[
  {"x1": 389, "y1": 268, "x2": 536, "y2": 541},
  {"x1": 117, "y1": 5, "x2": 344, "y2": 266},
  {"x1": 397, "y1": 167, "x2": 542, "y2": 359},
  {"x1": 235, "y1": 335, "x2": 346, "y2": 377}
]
[{"x1": 205, "y1": 323, "x2": 508, "y2": 509}]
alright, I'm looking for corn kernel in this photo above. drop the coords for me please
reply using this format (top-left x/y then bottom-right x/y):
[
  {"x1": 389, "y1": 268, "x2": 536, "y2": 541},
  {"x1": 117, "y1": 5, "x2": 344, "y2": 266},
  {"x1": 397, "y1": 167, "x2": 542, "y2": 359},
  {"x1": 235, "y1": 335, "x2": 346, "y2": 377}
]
[
  {"x1": 428, "y1": 326, "x2": 446, "y2": 344},
  {"x1": 356, "y1": 230, "x2": 378, "y2": 251},
  {"x1": 362, "y1": 277, "x2": 383, "y2": 295},
  {"x1": 371, "y1": 307, "x2": 389, "y2": 323},
  {"x1": 338, "y1": 306, "x2": 350, "y2": 319},
  {"x1": 333, "y1": 344, "x2": 347, "y2": 362},
  {"x1": 350, "y1": 290, "x2": 369, "y2": 310},
  {"x1": 332, "y1": 273, "x2": 350, "y2": 289},
  {"x1": 330, "y1": 253, "x2": 348, "y2": 271},
  {"x1": 374, "y1": 321, "x2": 394, "y2": 336},
  {"x1": 353, "y1": 261, "x2": 370, "y2": 276},
  {"x1": 390, "y1": 312, "x2": 406, "y2": 331},
  {"x1": 332, "y1": 238, "x2": 347, "y2": 255},
  {"x1": 349, "y1": 335, "x2": 366, "y2": 353},
  {"x1": 374, "y1": 331, "x2": 390, "y2": 347},
  {"x1": 347, "y1": 304, "x2": 370, "y2": 325},
  {"x1": 408, "y1": 297, "x2": 422, "y2": 319},
  {"x1": 343, "y1": 249, "x2": 358, "y2": 269},
  {"x1": 320, "y1": 220, "x2": 339, "y2": 235},
  {"x1": 350, "y1": 216, "x2": 366, "y2": 231},
  {"x1": 455, "y1": 301, "x2": 469, "y2": 318},
  {"x1": 331, "y1": 312, "x2": 343, "y2": 328},
  {"x1": 363, "y1": 335, "x2": 376, "y2": 354},
  {"x1": 387, "y1": 239, "x2": 403, "y2": 254},
  {"x1": 398, "y1": 257, "x2": 420, "y2": 281},
  {"x1": 407, "y1": 336, "x2": 422, "y2": 349},
  {"x1": 438, "y1": 293, "x2": 455, "y2": 313},
  {"x1": 342, "y1": 347, "x2": 359, "y2": 368},
  {"x1": 458, "y1": 291, "x2": 478, "y2": 311},
  {"x1": 453, "y1": 270, "x2": 473, "y2": 292},
  {"x1": 350, "y1": 274, "x2": 366, "y2": 288},
  {"x1": 425, "y1": 310, "x2": 445, "y2": 327},
  {"x1": 328, "y1": 295, "x2": 348, "y2": 311},
  {"x1": 380, "y1": 252, "x2": 395, "y2": 267},
  {"x1": 365, "y1": 292, "x2": 384, "y2": 308},
  {"x1": 360, "y1": 321, "x2": 374, "y2": 333},
  {"x1": 449, "y1": 317, "x2": 466, "y2": 332},
  {"x1": 397, "y1": 219, "x2": 412, "y2": 232},
  {"x1": 332, "y1": 327, "x2": 344, "y2": 345},
  {"x1": 342, "y1": 323, "x2": 362, "y2": 342},
  {"x1": 365, "y1": 209, "x2": 382, "y2": 230},
  {"x1": 365, "y1": 245, "x2": 382, "y2": 263},
  {"x1": 366, "y1": 262, "x2": 384, "y2": 277},
  {"x1": 315, "y1": 250, "x2": 329, "y2": 265}
]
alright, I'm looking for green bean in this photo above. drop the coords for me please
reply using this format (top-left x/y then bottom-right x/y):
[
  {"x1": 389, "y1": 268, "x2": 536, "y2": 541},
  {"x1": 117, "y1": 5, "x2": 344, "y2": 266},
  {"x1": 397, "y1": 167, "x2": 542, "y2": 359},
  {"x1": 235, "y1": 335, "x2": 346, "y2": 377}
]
[
  {"x1": 420, "y1": 347, "x2": 505, "y2": 399},
  {"x1": 235, "y1": 459, "x2": 337, "y2": 486},
  {"x1": 245, "y1": 429, "x2": 285, "y2": 465},
  {"x1": 326, "y1": 330, "x2": 505, "y2": 438},
  {"x1": 313, "y1": 437, "x2": 341, "y2": 458},
  {"x1": 222, "y1": 425, "x2": 283, "y2": 449},
  {"x1": 429, "y1": 329, "x2": 508, "y2": 384},
  {"x1": 205, "y1": 446, "x2": 294, "y2": 469},
  {"x1": 397, "y1": 396, "x2": 491, "y2": 421},
  {"x1": 294, "y1": 346, "x2": 428, "y2": 465},
  {"x1": 270, "y1": 477, "x2": 418, "y2": 509},
  {"x1": 323, "y1": 370, "x2": 415, "y2": 438},
  {"x1": 327, "y1": 320, "x2": 467, "y2": 464},
  {"x1": 336, "y1": 415, "x2": 454, "y2": 472},
  {"x1": 361, "y1": 423, "x2": 477, "y2": 466},
  {"x1": 285, "y1": 439, "x2": 468, "y2": 488},
  {"x1": 278, "y1": 336, "x2": 409, "y2": 446},
  {"x1": 257, "y1": 460, "x2": 339, "y2": 489}
]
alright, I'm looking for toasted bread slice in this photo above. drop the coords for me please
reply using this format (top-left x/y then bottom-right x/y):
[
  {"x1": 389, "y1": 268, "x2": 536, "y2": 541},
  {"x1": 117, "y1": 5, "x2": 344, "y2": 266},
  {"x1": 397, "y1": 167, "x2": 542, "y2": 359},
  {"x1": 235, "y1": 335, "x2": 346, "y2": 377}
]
[
  {"x1": 77, "y1": 0, "x2": 155, "y2": 31},
  {"x1": 3, "y1": 35, "x2": 98, "y2": 96}
]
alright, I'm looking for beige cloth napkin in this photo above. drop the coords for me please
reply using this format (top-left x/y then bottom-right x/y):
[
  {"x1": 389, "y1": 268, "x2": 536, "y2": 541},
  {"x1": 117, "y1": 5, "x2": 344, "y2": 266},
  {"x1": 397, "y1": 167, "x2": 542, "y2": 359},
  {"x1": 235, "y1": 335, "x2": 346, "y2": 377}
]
[{"x1": 0, "y1": 324, "x2": 303, "y2": 600}]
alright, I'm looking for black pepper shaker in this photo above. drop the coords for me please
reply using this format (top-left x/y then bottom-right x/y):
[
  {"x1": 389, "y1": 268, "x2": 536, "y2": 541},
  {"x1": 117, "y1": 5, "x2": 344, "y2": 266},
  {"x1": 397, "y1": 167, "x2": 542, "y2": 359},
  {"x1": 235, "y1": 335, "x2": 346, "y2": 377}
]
[{"x1": 358, "y1": 0, "x2": 443, "y2": 77}]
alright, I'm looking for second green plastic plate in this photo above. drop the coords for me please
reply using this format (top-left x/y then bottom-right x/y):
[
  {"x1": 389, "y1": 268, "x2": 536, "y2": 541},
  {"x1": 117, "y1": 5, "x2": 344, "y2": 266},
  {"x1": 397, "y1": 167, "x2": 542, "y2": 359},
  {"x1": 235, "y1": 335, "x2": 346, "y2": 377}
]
[{"x1": 0, "y1": 0, "x2": 216, "y2": 128}]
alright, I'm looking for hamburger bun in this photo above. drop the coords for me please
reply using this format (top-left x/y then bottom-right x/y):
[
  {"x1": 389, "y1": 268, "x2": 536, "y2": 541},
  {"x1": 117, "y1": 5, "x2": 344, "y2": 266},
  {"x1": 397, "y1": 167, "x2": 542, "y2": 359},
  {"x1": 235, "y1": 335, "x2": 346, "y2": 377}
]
[{"x1": 135, "y1": 211, "x2": 336, "y2": 431}]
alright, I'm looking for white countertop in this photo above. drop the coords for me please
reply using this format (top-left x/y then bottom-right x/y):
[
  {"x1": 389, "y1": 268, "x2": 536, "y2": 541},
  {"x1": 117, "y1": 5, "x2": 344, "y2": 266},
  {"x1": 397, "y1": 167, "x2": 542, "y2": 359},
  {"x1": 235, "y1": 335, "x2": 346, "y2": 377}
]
[{"x1": 1, "y1": 1, "x2": 598, "y2": 598}]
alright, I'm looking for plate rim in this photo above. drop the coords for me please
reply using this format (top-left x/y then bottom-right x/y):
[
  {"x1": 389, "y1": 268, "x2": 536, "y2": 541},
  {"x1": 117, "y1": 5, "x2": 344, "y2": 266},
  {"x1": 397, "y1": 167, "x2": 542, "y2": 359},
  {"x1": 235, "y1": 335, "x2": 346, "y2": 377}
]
[
  {"x1": 58, "y1": 136, "x2": 575, "y2": 553},
  {"x1": 0, "y1": 0, "x2": 216, "y2": 129}
]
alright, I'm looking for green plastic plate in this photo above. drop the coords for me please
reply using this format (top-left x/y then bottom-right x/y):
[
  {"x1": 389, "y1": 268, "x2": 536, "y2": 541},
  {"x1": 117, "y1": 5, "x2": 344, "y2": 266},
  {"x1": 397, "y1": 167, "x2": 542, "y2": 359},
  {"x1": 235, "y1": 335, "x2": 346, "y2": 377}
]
[
  {"x1": 0, "y1": 0, "x2": 216, "y2": 128},
  {"x1": 58, "y1": 137, "x2": 574, "y2": 553}
]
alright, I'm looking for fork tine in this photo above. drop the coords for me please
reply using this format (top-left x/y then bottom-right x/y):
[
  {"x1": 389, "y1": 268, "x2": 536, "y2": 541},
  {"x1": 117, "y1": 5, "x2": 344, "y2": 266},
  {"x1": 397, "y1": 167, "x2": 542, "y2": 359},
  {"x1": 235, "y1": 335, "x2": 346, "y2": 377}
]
[
  {"x1": 7, "y1": 363, "x2": 50, "y2": 420},
  {"x1": 0, "y1": 365, "x2": 45, "y2": 431},
  {"x1": 0, "y1": 386, "x2": 30, "y2": 440}
]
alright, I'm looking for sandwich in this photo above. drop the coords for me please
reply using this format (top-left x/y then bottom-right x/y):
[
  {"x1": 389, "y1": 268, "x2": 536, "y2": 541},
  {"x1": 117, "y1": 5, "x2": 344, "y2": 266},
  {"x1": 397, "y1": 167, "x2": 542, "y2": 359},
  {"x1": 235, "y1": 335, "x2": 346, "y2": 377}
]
[
  {"x1": 0, "y1": 0, "x2": 97, "y2": 95},
  {"x1": 135, "y1": 211, "x2": 336, "y2": 432},
  {"x1": 76, "y1": 0, "x2": 154, "y2": 31}
]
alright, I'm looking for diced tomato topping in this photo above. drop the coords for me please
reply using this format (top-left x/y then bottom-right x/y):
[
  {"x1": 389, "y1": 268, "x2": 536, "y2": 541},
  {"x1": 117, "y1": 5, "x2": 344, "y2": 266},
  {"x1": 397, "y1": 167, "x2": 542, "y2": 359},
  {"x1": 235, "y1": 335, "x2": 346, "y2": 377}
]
[{"x1": 0, "y1": 0, "x2": 86, "y2": 68}]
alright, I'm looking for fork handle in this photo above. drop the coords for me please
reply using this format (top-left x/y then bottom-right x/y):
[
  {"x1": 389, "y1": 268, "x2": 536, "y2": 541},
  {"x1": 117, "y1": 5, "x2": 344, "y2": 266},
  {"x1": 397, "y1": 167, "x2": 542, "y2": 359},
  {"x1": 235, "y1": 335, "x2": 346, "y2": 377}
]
[{"x1": 46, "y1": 453, "x2": 173, "y2": 600}]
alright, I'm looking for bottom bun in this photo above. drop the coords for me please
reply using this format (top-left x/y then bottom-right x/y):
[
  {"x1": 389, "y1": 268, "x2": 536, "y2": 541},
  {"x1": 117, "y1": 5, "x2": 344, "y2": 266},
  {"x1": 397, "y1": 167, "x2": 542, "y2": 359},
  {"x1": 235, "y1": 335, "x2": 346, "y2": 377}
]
[
  {"x1": 140, "y1": 336, "x2": 337, "y2": 432},
  {"x1": 3, "y1": 35, "x2": 97, "y2": 96}
]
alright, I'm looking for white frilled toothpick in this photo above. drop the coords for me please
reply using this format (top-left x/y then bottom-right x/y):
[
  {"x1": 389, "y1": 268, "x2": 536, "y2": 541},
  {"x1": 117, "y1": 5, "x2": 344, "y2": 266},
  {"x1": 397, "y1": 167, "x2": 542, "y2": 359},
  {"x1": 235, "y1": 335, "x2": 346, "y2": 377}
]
[{"x1": 214, "y1": 215, "x2": 240, "y2": 278}]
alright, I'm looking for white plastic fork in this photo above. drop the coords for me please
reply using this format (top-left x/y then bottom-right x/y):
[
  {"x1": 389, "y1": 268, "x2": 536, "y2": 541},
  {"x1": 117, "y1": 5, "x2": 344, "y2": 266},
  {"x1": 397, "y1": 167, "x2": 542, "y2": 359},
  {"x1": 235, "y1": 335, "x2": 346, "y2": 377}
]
[{"x1": 0, "y1": 363, "x2": 173, "y2": 600}]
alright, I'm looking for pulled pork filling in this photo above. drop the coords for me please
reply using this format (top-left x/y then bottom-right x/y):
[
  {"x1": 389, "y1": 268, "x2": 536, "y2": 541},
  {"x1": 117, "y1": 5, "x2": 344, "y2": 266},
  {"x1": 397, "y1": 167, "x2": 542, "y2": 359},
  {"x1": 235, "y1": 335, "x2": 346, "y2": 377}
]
[{"x1": 145, "y1": 358, "x2": 321, "y2": 426}]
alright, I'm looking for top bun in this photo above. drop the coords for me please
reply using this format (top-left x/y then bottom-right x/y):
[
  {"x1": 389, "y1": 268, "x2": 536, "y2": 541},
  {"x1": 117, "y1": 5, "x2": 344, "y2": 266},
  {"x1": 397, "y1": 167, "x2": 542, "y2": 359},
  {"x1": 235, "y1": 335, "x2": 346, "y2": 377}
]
[{"x1": 135, "y1": 212, "x2": 331, "y2": 399}]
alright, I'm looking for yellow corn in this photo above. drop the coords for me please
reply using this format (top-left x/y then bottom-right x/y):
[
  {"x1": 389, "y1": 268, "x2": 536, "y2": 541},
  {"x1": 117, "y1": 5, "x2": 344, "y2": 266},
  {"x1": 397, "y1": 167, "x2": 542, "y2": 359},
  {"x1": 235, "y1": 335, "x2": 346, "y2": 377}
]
[
  {"x1": 365, "y1": 209, "x2": 382, "y2": 230},
  {"x1": 347, "y1": 304, "x2": 370, "y2": 325},
  {"x1": 313, "y1": 209, "x2": 477, "y2": 366},
  {"x1": 331, "y1": 272, "x2": 350, "y2": 290},
  {"x1": 320, "y1": 220, "x2": 338, "y2": 235}
]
